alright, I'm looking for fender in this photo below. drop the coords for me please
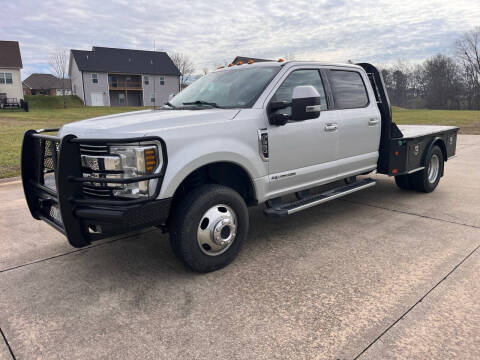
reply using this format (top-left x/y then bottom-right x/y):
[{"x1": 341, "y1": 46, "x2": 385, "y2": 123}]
[
  {"x1": 159, "y1": 139, "x2": 266, "y2": 200},
  {"x1": 422, "y1": 137, "x2": 447, "y2": 176}
]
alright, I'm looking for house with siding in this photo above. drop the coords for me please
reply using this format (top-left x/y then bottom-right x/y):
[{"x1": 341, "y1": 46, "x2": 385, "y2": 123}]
[
  {"x1": 0, "y1": 41, "x2": 23, "y2": 104},
  {"x1": 69, "y1": 46, "x2": 181, "y2": 107}
]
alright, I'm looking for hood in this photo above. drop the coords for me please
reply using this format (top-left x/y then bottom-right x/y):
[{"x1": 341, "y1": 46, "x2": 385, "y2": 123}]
[{"x1": 59, "y1": 108, "x2": 240, "y2": 138}]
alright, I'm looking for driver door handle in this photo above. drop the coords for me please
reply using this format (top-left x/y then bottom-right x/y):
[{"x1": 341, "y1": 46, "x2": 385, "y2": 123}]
[
  {"x1": 368, "y1": 118, "x2": 380, "y2": 126},
  {"x1": 324, "y1": 123, "x2": 338, "y2": 132}
]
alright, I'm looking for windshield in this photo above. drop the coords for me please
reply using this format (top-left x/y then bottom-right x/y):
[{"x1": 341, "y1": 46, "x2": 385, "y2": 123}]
[{"x1": 169, "y1": 66, "x2": 280, "y2": 108}]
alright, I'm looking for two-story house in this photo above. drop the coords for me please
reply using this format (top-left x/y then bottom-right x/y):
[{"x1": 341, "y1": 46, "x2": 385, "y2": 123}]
[
  {"x1": 0, "y1": 41, "x2": 23, "y2": 104},
  {"x1": 69, "y1": 46, "x2": 181, "y2": 107}
]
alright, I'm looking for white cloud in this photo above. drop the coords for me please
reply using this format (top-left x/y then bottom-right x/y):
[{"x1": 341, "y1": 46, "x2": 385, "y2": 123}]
[{"x1": 1, "y1": 0, "x2": 479, "y2": 78}]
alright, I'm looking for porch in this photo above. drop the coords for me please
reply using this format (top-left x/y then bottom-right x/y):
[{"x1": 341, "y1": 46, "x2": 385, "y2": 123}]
[
  {"x1": 108, "y1": 74, "x2": 142, "y2": 91},
  {"x1": 109, "y1": 90, "x2": 143, "y2": 106}
]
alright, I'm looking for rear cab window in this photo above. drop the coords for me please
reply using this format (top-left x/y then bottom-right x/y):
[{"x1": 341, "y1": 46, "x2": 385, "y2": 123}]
[{"x1": 328, "y1": 70, "x2": 369, "y2": 109}]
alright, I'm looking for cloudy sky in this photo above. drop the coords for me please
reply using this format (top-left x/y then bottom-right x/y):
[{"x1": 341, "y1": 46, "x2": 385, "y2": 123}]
[{"x1": 1, "y1": 0, "x2": 479, "y2": 78}]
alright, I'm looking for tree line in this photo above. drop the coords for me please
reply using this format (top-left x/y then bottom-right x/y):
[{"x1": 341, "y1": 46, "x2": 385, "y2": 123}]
[{"x1": 380, "y1": 27, "x2": 480, "y2": 110}]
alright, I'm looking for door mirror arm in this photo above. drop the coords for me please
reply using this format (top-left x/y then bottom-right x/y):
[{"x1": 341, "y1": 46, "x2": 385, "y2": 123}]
[
  {"x1": 267, "y1": 101, "x2": 290, "y2": 126},
  {"x1": 268, "y1": 112, "x2": 288, "y2": 126}
]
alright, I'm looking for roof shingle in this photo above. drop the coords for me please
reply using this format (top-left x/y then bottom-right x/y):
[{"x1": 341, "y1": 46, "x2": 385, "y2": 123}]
[
  {"x1": 0, "y1": 41, "x2": 23, "y2": 68},
  {"x1": 23, "y1": 74, "x2": 71, "y2": 89},
  {"x1": 71, "y1": 46, "x2": 181, "y2": 76}
]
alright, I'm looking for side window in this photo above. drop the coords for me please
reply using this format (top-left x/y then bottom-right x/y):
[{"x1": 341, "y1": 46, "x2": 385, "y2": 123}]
[
  {"x1": 0, "y1": 73, "x2": 5, "y2": 84},
  {"x1": 272, "y1": 69, "x2": 327, "y2": 115},
  {"x1": 92, "y1": 73, "x2": 98, "y2": 84},
  {"x1": 159, "y1": 76, "x2": 165, "y2": 86},
  {"x1": 144, "y1": 76, "x2": 149, "y2": 85},
  {"x1": 329, "y1": 70, "x2": 369, "y2": 109},
  {"x1": 5, "y1": 73, "x2": 13, "y2": 84}
]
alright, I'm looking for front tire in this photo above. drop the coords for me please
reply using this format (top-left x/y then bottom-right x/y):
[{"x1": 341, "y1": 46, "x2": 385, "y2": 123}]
[{"x1": 169, "y1": 184, "x2": 249, "y2": 273}]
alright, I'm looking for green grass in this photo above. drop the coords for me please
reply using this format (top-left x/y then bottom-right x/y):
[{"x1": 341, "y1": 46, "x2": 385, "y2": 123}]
[
  {"x1": 0, "y1": 102, "x2": 479, "y2": 179},
  {"x1": 24, "y1": 95, "x2": 85, "y2": 109},
  {"x1": 393, "y1": 107, "x2": 480, "y2": 134},
  {"x1": 0, "y1": 102, "x2": 145, "y2": 178}
]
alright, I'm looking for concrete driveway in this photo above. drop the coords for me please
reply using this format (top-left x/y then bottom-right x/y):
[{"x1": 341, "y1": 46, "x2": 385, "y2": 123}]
[{"x1": 1, "y1": 135, "x2": 479, "y2": 360}]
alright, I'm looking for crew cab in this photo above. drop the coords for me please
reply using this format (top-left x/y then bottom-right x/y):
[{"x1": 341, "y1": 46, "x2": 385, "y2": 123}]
[{"x1": 21, "y1": 60, "x2": 458, "y2": 272}]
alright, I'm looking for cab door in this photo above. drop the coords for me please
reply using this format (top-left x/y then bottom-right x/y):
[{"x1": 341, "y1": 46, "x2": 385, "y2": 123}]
[
  {"x1": 328, "y1": 69, "x2": 381, "y2": 177},
  {"x1": 265, "y1": 67, "x2": 340, "y2": 197}
]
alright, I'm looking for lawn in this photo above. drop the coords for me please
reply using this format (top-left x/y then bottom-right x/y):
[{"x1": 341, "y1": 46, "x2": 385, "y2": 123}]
[
  {"x1": 0, "y1": 100, "x2": 479, "y2": 179},
  {"x1": 392, "y1": 107, "x2": 480, "y2": 134},
  {"x1": 0, "y1": 96, "x2": 144, "y2": 178}
]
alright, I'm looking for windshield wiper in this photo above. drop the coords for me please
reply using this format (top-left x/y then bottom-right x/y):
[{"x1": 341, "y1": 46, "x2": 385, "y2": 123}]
[
  {"x1": 182, "y1": 100, "x2": 222, "y2": 108},
  {"x1": 165, "y1": 101, "x2": 176, "y2": 108}
]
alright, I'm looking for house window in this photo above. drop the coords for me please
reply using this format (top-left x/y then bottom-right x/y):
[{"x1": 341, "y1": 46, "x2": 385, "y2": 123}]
[
  {"x1": 151, "y1": 96, "x2": 155, "y2": 103},
  {"x1": 159, "y1": 76, "x2": 165, "y2": 86},
  {"x1": 144, "y1": 76, "x2": 149, "y2": 85},
  {"x1": 0, "y1": 73, "x2": 4, "y2": 84},
  {"x1": 119, "y1": 93, "x2": 125, "y2": 105},
  {"x1": 5, "y1": 73, "x2": 12, "y2": 84},
  {"x1": 92, "y1": 73, "x2": 98, "y2": 84}
]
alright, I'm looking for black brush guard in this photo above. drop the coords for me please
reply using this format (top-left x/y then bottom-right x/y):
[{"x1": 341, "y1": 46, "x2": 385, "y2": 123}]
[{"x1": 21, "y1": 129, "x2": 170, "y2": 248}]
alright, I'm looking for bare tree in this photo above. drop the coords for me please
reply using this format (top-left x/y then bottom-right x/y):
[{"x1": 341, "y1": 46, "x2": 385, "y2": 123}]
[
  {"x1": 49, "y1": 48, "x2": 69, "y2": 108},
  {"x1": 170, "y1": 52, "x2": 195, "y2": 89},
  {"x1": 456, "y1": 27, "x2": 480, "y2": 109}
]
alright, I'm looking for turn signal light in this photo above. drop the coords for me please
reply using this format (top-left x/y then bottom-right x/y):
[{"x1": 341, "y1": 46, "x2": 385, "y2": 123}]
[
  {"x1": 278, "y1": 58, "x2": 284, "y2": 62},
  {"x1": 228, "y1": 63, "x2": 234, "y2": 67},
  {"x1": 248, "y1": 59, "x2": 254, "y2": 64},
  {"x1": 392, "y1": 169, "x2": 398, "y2": 174},
  {"x1": 237, "y1": 61, "x2": 243, "y2": 65},
  {"x1": 394, "y1": 151, "x2": 399, "y2": 156},
  {"x1": 144, "y1": 149, "x2": 157, "y2": 173}
]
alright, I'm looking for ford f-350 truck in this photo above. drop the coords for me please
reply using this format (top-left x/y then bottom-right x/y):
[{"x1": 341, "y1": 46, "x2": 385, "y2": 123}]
[{"x1": 21, "y1": 61, "x2": 458, "y2": 272}]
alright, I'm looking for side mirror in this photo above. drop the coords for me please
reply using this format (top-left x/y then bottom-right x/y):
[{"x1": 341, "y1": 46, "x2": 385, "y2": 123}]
[{"x1": 291, "y1": 85, "x2": 321, "y2": 121}]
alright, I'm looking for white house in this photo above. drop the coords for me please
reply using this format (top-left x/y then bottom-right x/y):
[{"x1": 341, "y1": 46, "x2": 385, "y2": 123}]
[{"x1": 0, "y1": 41, "x2": 23, "y2": 104}]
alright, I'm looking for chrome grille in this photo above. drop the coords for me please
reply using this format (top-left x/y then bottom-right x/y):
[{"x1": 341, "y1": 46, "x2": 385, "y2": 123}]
[
  {"x1": 82, "y1": 185, "x2": 114, "y2": 197},
  {"x1": 79, "y1": 144, "x2": 109, "y2": 155},
  {"x1": 80, "y1": 144, "x2": 118, "y2": 198}
]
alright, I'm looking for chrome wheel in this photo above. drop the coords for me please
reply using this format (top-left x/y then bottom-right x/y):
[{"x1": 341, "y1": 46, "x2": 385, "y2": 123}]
[
  {"x1": 197, "y1": 204, "x2": 237, "y2": 256},
  {"x1": 428, "y1": 154, "x2": 440, "y2": 183}
]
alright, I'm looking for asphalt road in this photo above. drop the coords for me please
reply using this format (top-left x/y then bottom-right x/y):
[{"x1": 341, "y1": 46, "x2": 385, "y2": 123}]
[{"x1": 1, "y1": 135, "x2": 479, "y2": 360}]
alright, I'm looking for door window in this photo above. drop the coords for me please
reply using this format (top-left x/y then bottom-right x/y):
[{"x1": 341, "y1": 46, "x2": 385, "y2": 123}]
[
  {"x1": 271, "y1": 69, "x2": 327, "y2": 116},
  {"x1": 119, "y1": 93, "x2": 125, "y2": 105},
  {"x1": 329, "y1": 70, "x2": 369, "y2": 109}
]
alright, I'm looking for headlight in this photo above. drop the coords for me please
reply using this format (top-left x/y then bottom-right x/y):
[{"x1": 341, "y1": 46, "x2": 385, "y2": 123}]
[
  {"x1": 109, "y1": 145, "x2": 159, "y2": 198},
  {"x1": 81, "y1": 144, "x2": 160, "y2": 198}
]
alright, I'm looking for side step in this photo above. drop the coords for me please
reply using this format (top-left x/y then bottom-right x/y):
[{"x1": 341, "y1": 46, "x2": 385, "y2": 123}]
[{"x1": 264, "y1": 178, "x2": 376, "y2": 217}]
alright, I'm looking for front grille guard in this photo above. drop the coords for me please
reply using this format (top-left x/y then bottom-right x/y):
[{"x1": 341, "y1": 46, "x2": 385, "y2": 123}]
[{"x1": 21, "y1": 129, "x2": 168, "y2": 247}]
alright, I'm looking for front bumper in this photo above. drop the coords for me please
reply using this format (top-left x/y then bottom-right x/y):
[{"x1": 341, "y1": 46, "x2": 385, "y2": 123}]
[{"x1": 21, "y1": 129, "x2": 170, "y2": 248}]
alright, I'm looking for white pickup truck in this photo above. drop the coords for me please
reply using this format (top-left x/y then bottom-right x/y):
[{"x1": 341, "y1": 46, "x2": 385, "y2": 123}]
[{"x1": 22, "y1": 61, "x2": 458, "y2": 272}]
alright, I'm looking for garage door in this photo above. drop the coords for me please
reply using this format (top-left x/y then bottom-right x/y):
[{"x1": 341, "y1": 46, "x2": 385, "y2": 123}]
[{"x1": 91, "y1": 92, "x2": 104, "y2": 106}]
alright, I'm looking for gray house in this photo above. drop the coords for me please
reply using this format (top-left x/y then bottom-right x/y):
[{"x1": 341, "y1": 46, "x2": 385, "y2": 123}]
[{"x1": 69, "y1": 46, "x2": 181, "y2": 107}]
